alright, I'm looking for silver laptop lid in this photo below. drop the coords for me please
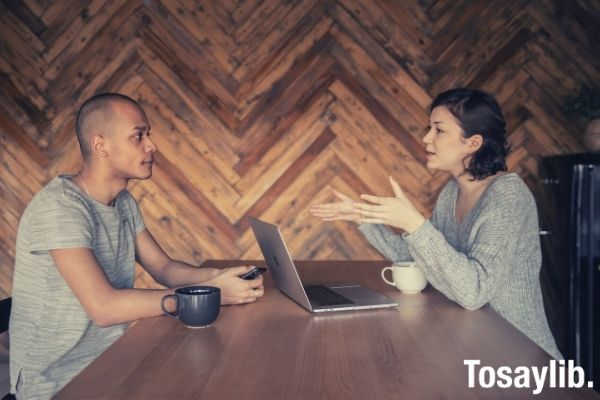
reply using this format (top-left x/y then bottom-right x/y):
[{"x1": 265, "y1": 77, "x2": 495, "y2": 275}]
[{"x1": 248, "y1": 217, "x2": 313, "y2": 311}]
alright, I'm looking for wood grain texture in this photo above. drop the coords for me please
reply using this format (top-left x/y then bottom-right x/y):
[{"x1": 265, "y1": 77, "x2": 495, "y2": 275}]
[
  {"x1": 56, "y1": 260, "x2": 600, "y2": 400},
  {"x1": 1, "y1": 0, "x2": 599, "y2": 298}
]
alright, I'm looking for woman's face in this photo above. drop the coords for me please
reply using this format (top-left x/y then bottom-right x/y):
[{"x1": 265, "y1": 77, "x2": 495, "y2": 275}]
[{"x1": 422, "y1": 106, "x2": 480, "y2": 176}]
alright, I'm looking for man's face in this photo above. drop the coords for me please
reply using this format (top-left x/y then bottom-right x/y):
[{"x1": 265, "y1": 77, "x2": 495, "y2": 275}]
[{"x1": 103, "y1": 102, "x2": 157, "y2": 180}]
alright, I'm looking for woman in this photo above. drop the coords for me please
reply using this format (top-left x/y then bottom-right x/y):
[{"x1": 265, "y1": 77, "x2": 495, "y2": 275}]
[{"x1": 310, "y1": 88, "x2": 562, "y2": 359}]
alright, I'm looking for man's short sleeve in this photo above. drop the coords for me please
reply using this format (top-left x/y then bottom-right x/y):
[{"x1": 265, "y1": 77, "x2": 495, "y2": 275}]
[
  {"x1": 124, "y1": 192, "x2": 146, "y2": 234},
  {"x1": 28, "y1": 193, "x2": 94, "y2": 255}
]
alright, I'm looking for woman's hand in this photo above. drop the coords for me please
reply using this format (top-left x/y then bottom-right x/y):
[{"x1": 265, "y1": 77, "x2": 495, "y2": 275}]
[
  {"x1": 354, "y1": 176, "x2": 426, "y2": 233},
  {"x1": 206, "y1": 266, "x2": 265, "y2": 305},
  {"x1": 309, "y1": 190, "x2": 361, "y2": 224}
]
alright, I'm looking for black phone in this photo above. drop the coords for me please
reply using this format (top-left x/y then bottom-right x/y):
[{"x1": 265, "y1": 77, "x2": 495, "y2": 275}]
[{"x1": 240, "y1": 267, "x2": 267, "y2": 280}]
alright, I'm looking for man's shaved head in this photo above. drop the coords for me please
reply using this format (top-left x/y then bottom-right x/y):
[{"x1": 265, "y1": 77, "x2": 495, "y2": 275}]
[{"x1": 75, "y1": 93, "x2": 143, "y2": 160}]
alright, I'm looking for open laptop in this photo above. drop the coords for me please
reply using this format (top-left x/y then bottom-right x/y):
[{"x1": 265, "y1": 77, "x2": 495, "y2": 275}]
[{"x1": 249, "y1": 217, "x2": 398, "y2": 313}]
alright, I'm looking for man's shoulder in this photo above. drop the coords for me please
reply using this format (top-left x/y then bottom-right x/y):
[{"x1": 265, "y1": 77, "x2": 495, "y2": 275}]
[{"x1": 25, "y1": 176, "x2": 91, "y2": 218}]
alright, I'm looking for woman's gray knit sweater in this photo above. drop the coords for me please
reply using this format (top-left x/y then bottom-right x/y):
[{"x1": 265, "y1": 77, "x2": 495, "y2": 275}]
[{"x1": 358, "y1": 173, "x2": 562, "y2": 359}]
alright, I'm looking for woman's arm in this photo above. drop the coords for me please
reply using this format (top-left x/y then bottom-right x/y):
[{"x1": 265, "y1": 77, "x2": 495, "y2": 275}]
[{"x1": 357, "y1": 223, "x2": 413, "y2": 262}]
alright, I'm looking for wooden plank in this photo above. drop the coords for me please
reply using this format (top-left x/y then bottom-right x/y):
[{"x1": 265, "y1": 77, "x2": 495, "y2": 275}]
[
  {"x1": 233, "y1": 52, "x2": 336, "y2": 171},
  {"x1": 231, "y1": 0, "x2": 305, "y2": 63},
  {"x1": 134, "y1": 83, "x2": 240, "y2": 186},
  {"x1": 142, "y1": 0, "x2": 238, "y2": 91},
  {"x1": 150, "y1": 151, "x2": 241, "y2": 242},
  {"x1": 331, "y1": 64, "x2": 428, "y2": 165},
  {"x1": 45, "y1": 0, "x2": 142, "y2": 108},
  {"x1": 0, "y1": 18, "x2": 48, "y2": 93},
  {"x1": 47, "y1": 137, "x2": 83, "y2": 178},
  {"x1": 0, "y1": 167, "x2": 35, "y2": 214},
  {"x1": 231, "y1": 0, "x2": 263, "y2": 24},
  {"x1": 233, "y1": 0, "x2": 322, "y2": 83},
  {"x1": 432, "y1": 1, "x2": 531, "y2": 94},
  {"x1": 328, "y1": 6, "x2": 431, "y2": 109},
  {"x1": 234, "y1": 90, "x2": 334, "y2": 193},
  {"x1": 481, "y1": 62, "x2": 531, "y2": 106},
  {"x1": 375, "y1": 0, "x2": 431, "y2": 47},
  {"x1": 469, "y1": 28, "x2": 532, "y2": 89},
  {"x1": 198, "y1": 1, "x2": 236, "y2": 35},
  {"x1": 235, "y1": 127, "x2": 336, "y2": 233},
  {"x1": 22, "y1": 0, "x2": 50, "y2": 16},
  {"x1": 0, "y1": 179, "x2": 28, "y2": 226},
  {"x1": 328, "y1": 80, "x2": 432, "y2": 184},
  {"x1": 233, "y1": 0, "x2": 280, "y2": 44},
  {"x1": 234, "y1": 104, "x2": 333, "y2": 220},
  {"x1": 1, "y1": 144, "x2": 44, "y2": 196},
  {"x1": 44, "y1": 0, "x2": 125, "y2": 68},
  {"x1": 2, "y1": 140, "x2": 46, "y2": 186},
  {"x1": 138, "y1": 95, "x2": 241, "y2": 223},
  {"x1": 233, "y1": 34, "x2": 334, "y2": 141},
  {"x1": 48, "y1": 38, "x2": 139, "y2": 137},
  {"x1": 136, "y1": 57, "x2": 240, "y2": 164},
  {"x1": 131, "y1": 178, "x2": 235, "y2": 262},
  {"x1": 137, "y1": 18, "x2": 241, "y2": 130},
  {"x1": 162, "y1": 0, "x2": 238, "y2": 72},
  {"x1": 526, "y1": 3, "x2": 600, "y2": 83},
  {"x1": 425, "y1": 0, "x2": 492, "y2": 60},
  {"x1": 237, "y1": 146, "x2": 339, "y2": 255},
  {"x1": 40, "y1": 0, "x2": 91, "y2": 43},
  {"x1": 234, "y1": 14, "x2": 334, "y2": 120},
  {"x1": 0, "y1": 105, "x2": 50, "y2": 168},
  {"x1": 336, "y1": 0, "x2": 431, "y2": 87},
  {"x1": 328, "y1": 102, "x2": 429, "y2": 205},
  {"x1": 0, "y1": 1, "x2": 46, "y2": 49}
]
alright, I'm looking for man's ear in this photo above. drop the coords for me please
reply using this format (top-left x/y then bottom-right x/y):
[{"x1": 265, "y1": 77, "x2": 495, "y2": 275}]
[
  {"x1": 467, "y1": 134, "x2": 483, "y2": 153},
  {"x1": 91, "y1": 134, "x2": 108, "y2": 158}
]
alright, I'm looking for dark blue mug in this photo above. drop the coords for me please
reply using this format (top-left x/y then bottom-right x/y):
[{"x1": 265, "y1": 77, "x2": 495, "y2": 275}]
[{"x1": 161, "y1": 286, "x2": 221, "y2": 328}]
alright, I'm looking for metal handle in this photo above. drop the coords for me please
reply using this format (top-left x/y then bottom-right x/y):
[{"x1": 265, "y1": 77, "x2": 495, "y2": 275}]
[
  {"x1": 539, "y1": 230, "x2": 552, "y2": 236},
  {"x1": 542, "y1": 178, "x2": 559, "y2": 185}
]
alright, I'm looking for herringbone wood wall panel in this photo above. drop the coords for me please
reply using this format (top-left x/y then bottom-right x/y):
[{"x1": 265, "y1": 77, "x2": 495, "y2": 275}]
[{"x1": 1, "y1": 0, "x2": 599, "y2": 297}]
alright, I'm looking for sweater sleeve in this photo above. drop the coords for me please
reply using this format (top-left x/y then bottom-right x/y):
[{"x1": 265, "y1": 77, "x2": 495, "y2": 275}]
[
  {"x1": 356, "y1": 181, "x2": 452, "y2": 263},
  {"x1": 357, "y1": 223, "x2": 413, "y2": 262},
  {"x1": 403, "y1": 185, "x2": 532, "y2": 310}
]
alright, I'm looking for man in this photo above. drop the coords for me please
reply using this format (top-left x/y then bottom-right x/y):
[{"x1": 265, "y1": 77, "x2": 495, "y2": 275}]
[{"x1": 9, "y1": 93, "x2": 264, "y2": 399}]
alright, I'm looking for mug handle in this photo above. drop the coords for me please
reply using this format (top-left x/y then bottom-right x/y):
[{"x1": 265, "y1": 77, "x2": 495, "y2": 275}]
[
  {"x1": 381, "y1": 267, "x2": 395, "y2": 286},
  {"x1": 161, "y1": 294, "x2": 179, "y2": 317}
]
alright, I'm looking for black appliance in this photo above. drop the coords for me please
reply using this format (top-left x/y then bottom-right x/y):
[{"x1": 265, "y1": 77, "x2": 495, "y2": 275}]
[{"x1": 538, "y1": 153, "x2": 600, "y2": 391}]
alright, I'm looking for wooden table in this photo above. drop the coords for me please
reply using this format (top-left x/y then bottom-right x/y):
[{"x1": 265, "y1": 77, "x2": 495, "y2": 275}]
[{"x1": 57, "y1": 261, "x2": 600, "y2": 400}]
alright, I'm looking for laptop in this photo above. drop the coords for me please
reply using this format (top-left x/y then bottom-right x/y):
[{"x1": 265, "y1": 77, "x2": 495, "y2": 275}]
[{"x1": 249, "y1": 217, "x2": 398, "y2": 313}]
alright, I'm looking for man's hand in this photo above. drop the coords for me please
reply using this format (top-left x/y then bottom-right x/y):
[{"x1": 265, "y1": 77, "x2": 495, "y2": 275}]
[
  {"x1": 207, "y1": 266, "x2": 265, "y2": 305},
  {"x1": 354, "y1": 176, "x2": 426, "y2": 233}
]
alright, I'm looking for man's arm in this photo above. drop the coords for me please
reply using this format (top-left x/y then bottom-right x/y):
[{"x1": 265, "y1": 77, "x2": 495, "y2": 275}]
[
  {"x1": 134, "y1": 229, "x2": 220, "y2": 287},
  {"x1": 51, "y1": 245, "x2": 265, "y2": 327},
  {"x1": 51, "y1": 247, "x2": 174, "y2": 327},
  {"x1": 134, "y1": 229, "x2": 264, "y2": 304}
]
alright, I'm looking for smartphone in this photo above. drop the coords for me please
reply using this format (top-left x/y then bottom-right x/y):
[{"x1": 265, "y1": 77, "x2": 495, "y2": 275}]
[{"x1": 240, "y1": 267, "x2": 267, "y2": 280}]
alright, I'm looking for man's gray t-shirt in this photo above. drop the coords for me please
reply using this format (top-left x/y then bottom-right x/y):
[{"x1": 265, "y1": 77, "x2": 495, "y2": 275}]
[{"x1": 9, "y1": 175, "x2": 145, "y2": 399}]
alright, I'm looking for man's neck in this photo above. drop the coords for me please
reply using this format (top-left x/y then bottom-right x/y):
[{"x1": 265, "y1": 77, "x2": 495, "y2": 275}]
[{"x1": 74, "y1": 167, "x2": 128, "y2": 206}]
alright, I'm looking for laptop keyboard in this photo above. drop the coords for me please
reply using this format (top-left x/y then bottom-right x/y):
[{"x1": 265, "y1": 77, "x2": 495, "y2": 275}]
[{"x1": 304, "y1": 285, "x2": 354, "y2": 307}]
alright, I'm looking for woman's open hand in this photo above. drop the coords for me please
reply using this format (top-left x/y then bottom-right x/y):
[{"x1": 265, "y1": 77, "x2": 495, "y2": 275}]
[
  {"x1": 354, "y1": 176, "x2": 425, "y2": 233},
  {"x1": 309, "y1": 190, "x2": 360, "y2": 224}
]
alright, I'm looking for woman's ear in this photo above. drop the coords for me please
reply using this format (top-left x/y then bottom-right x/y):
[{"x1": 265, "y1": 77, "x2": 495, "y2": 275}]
[{"x1": 467, "y1": 134, "x2": 483, "y2": 153}]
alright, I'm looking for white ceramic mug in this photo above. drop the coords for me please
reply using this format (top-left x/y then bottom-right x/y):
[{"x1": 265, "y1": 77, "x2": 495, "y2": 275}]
[{"x1": 381, "y1": 262, "x2": 427, "y2": 294}]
